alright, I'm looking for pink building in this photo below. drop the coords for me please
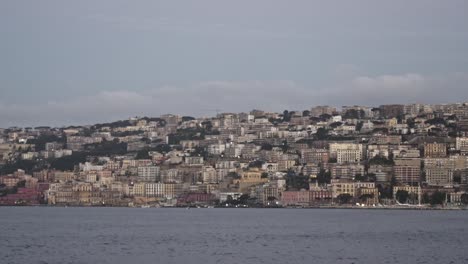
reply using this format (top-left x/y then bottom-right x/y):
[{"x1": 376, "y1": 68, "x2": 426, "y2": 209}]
[
  {"x1": 177, "y1": 193, "x2": 215, "y2": 206},
  {"x1": 0, "y1": 188, "x2": 41, "y2": 205},
  {"x1": 281, "y1": 191, "x2": 310, "y2": 207}
]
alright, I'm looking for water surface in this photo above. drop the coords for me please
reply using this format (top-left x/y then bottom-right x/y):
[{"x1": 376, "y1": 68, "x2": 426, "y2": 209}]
[{"x1": 0, "y1": 207, "x2": 467, "y2": 264}]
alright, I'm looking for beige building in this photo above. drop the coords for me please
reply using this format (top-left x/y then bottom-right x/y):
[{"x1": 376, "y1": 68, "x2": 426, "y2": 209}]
[
  {"x1": 331, "y1": 179, "x2": 375, "y2": 200},
  {"x1": 424, "y1": 143, "x2": 447, "y2": 158},
  {"x1": 425, "y1": 168, "x2": 453, "y2": 186},
  {"x1": 456, "y1": 137, "x2": 468, "y2": 153},
  {"x1": 329, "y1": 143, "x2": 363, "y2": 163},
  {"x1": 202, "y1": 166, "x2": 218, "y2": 183},
  {"x1": 236, "y1": 168, "x2": 268, "y2": 193}
]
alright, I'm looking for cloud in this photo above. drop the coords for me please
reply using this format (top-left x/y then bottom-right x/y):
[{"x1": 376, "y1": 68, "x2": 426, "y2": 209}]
[
  {"x1": 319, "y1": 72, "x2": 468, "y2": 106},
  {"x1": 1, "y1": 72, "x2": 467, "y2": 127},
  {"x1": 0, "y1": 81, "x2": 310, "y2": 128}
]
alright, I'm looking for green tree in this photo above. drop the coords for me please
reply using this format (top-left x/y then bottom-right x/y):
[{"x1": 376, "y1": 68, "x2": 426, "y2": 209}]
[
  {"x1": 135, "y1": 149, "x2": 151, "y2": 160},
  {"x1": 368, "y1": 155, "x2": 394, "y2": 166},
  {"x1": 317, "y1": 169, "x2": 331, "y2": 184},
  {"x1": 227, "y1": 172, "x2": 241, "y2": 179},
  {"x1": 329, "y1": 122, "x2": 343, "y2": 128},
  {"x1": 395, "y1": 190, "x2": 409, "y2": 204},
  {"x1": 238, "y1": 194, "x2": 250, "y2": 204},
  {"x1": 181, "y1": 116, "x2": 195, "y2": 122},
  {"x1": 422, "y1": 193, "x2": 430, "y2": 204},
  {"x1": 430, "y1": 191, "x2": 446, "y2": 205},
  {"x1": 408, "y1": 193, "x2": 418, "y2": 204},
  {"x1": 282, "y1": 110, "x2": 291, "y2": 122},
  {"x1": 315, "y1": 128, "x2": 329, "y2": 140},
  {"x1": 460, "y1": 193, "x2": 468, "y2": 205},
  {"x1": 50, "y1": 152, "x2": 87, "y2": 171},
  {"x1": 337, "y1": 193, "x2": 352, "y2": 204}
]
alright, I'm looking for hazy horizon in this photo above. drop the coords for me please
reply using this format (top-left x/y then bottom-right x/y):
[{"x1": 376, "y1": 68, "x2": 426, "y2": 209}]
[{"x1": 2, "y1": 1, "x2": 468, "y2": 127}]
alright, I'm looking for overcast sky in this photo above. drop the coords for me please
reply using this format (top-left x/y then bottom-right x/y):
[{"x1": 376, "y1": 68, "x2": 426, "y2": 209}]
[{"x1": 1, "y1": 0, "x2": 468, "y2": 127}]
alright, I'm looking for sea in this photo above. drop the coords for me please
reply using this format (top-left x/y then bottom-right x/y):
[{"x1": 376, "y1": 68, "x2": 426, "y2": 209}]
[{"x1": 0, "y1": 207, "x2": 467, "y2": 264}]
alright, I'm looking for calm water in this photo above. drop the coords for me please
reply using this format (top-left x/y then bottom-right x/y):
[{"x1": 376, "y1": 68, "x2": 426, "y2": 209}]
[{"x1": 0, "y1": 207, "x2": 467, "y2": 264}]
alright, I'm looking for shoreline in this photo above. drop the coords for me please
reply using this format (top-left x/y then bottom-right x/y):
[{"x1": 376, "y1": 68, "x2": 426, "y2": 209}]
[{"x1": 1, "y1": 205, "x2": 466, "y2": 210}]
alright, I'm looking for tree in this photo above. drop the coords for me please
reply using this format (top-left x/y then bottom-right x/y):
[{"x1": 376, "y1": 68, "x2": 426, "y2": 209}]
[
  {"x1": 50, "y1": 152, "x2": 87, "y2": 171},
  {"x1": 248, "y1": 160, "x2": 264, "y2": 168},
  {"x1": 315, "y1": 128, "x2": 328, "y2": 140},
  {"x1": 238, "y1": 194, "x2": 250, "y2": 204},
  {"x1": 282, "y1": 110, "x2": 291, "y2": 122},
  {"x1": 356, "y1": 121, "x2": 364, "y2": 131},
  {"x1": 154, "y1": 144, "x2": 172, "y2": 153},
  {"x1": 430, "y1": 191, "x2": 446, "y2": 205},
  {"x1": 390, "y1": 176, "x2": 397, "y2": 187},
  {"x1": 369, "y1": 155, "x2": 394, "y2": 166},
  {"x1": 267, "y1": 196, "x2": 277, "y2": 202},
  {"x1": 181, "y1": 116, "x2": 195, "y2": 122},
  {"x1": 359, "y1": 193, "x2": 374, "y2": 203},
  {"x1": 422, "y1": 193, "x2": 430, "y2": 204},
  {"x1": 285, "y1": 171, "x2": 309, "y2": 190},
  {"x1": 367, "y1": 173, "x2": 377, "y2": 182},
  {"x1": 460, "y1": 193, "x2": 468, "y2": 205},
  {"x1": 408, "y1": 193, "x2": 418, "y2": 204},
  {"x1": 16, "y1": 180, "x2": 26, "y2": 188},
  {"x1": 377, "y1": 184, "x2": 393, "y2": 199},
  {"x1": 27, "y1": 134, "x2": 65, "y2": 151},
  {"x1": 337, "y1": 193, "x2": 352, "y2": 204},
  {"x1": 261, "y1": 172, "x2": 269, "y2": 178},
  {"x1": 395, "y1": 190, "x2": 409, "y2": 204},
  {"x1": 227, "y1": 172, "x2": 241, "y2": 179},
  {"x1": 260, "y1": 143, "x2": 273, "y2": 151},
  {"x1": 319, "y1": 114, "x2": 332, "y2": 120},
  {"x1": 329, "y1": 122, "x2": 343, "y2": 128},
  {"x1": 135, "y1": 149, "x2": 151, "y2": 160},
  {"x1": 317, "y1": 169, "x2": 331, "y2": 184},
  {"x1": 354, "y1": 174, "x2": 366, "y2": 182}
]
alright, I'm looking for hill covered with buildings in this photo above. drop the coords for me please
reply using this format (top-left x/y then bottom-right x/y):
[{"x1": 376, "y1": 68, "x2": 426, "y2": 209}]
[{"x1": 1, "y1": 102, "x2": 468, "y2": 208}]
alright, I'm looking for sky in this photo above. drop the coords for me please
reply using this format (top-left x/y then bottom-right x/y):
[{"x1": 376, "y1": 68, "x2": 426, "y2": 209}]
[{"x1": 1, "y1": 0, "x2": 468, "y2": 127}]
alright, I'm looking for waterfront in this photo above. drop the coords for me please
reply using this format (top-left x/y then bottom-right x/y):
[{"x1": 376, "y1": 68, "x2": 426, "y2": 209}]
[{"x1": 1, "y1": 207, "x2": 467, "y2": 264}]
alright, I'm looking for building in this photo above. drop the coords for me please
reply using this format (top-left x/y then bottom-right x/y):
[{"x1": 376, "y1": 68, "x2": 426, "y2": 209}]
[
  {"x1": 329, "y1": 143, "x2": 363, "y2": 163},
  {"x1": 310, "y1": 106, "x2": 336, "y2": 117},
  {"x1": 456, "y1": 137, "x2": 468, "y2": 153},
  {"x1": 380, "y1": 104, "x2": 404, "y2": 118},
  {"x1": 300, "y1": 149, "x2": 329, "y2": 164},
  {"x1": 393, "y1": 158, "x2": 421, "y2": 184},
  {"x1": 281, "y1": 190, "x2": 310, "y2": 207},
  {"x1": 424, "y1": 143, "x2": 447, "y2": 158},
  {"x1": 425, "y1": 168, "x2": 453, "y2": 186},
  {"x1": 137, "y1": 166, "x2": 160, "y2": 182}
]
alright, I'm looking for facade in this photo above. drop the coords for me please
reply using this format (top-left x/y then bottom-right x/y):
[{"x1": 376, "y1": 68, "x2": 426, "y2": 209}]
[
  {"x1": 456, "y1": 137, "x2": 468, "y2": 153},
  {"x1": 281, "y1": 190, "x2": 310, "y2": 207},
  {"x1": 137, "y1": 166, "x2": 160, "y2": 182},
  {"x1": 424, "y1": 143, "x2": 447, "y2": 158},
  {"x1": 425, "y1": 168, "x2": 453, "y2": 186}
]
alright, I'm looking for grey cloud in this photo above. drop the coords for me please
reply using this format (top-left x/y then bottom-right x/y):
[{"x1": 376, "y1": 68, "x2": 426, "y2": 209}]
[{"x1": 1, "y1": 73, "x2": 467, "y2": 128}]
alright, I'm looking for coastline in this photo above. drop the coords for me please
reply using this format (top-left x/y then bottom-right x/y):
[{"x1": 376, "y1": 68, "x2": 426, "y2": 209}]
[{"x1": 1, "y1": 204, "x2": 466, "y2": 210}]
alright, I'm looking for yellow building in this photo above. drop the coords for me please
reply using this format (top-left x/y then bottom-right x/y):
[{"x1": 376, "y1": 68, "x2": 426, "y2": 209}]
[{"x1": 237, "y1": 168, "x2": 268, "y2": 193}]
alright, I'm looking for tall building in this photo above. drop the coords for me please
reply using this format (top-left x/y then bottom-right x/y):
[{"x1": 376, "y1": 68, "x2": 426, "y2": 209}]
[
  {"x1": 379, "y1": 104, "x2": 404, "y2": 118},
  {"x1": 137, "y1": 166, "x2": 160, "y2": 182},
  {"x1": 424, "y1": 143, "x2": 447, "y2": 158},
  {"x1": 310, "y1": 106, "x2": 336, "y2": 117},
  {"x1": 456, "y1": 137, "x2": 468, "y2": 153}
]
